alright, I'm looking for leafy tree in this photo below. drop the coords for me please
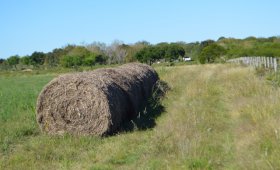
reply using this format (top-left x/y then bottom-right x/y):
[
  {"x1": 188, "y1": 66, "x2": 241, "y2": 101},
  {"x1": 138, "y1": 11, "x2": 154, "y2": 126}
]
[
  {"x1": 86, "y1": 42, "x2": 107, "y2": 54},
  {"x1": 217, "y1": 36, "x2": 280, "y2": 58},
  {"x1": 135, "y1": 43, "x2": 185, "y2": 64},
  {"x1": 0, "y1": 59, "x2": 8, "y2": 70},
  {"x1": 45, "y1": 48, "x2": 70, "y2": 67},
  {"x1": 183, "y1": 42, "x2": 200, "y2": 61},
  {"x1": 135, "y1": 46, "x2": 161, "y2": 64},
  {"x1": 44, "y1": 53, "x2": 57, "y2": 67},
  {"x1": 7, "y1": 55, "x2": 20, "y2": 68},
  {"x1": 135, "y1": 41, "x2": 150, "y2": 46},
  {"x1": 199, "y1": 44, "x2": 226, "y2": 64},
  {"x1": 30, "y1": 52, "x2": 46, "y2": 66},
  {"x1": 20, "y1": 56, "x2": 31, "y2": 65},
  {"x1": 200, "y1": 39, "x2": 215, "y2": 49},
  {"x1": 44, "y1": 50, "x2": 63, "y2": 67},
  {"x1": 60, "y1": 55, "x2": 83, "y2": 68},
  {"x1": 245, "y1": 36, "x2": 257, "y2": 41},
  {"x1": 124, "y1": 41, "x2": 149, "y2": 62},
  {"x1": 67, "y1": 46, "x2": 90, "y2": 58},
  {"x1": 155, "y1": 43, "x2": 169, "y2": 59},
  {"x1": 59, "y1": 46, "x2": 94, "y2": 68},
  {"x1": 218, "y1": 37, "x2": 226, "y2": 41},
  {"x1": 83, "y1": 54, "x2": 96, "y2": 66},
  {"x1": 95, "y1": 54, "x2": 107, "y2": 65},
  {"x1": 0, "y1": 59, "x2": 5, "y2": 64},
  {"x1": 164, "y1": 44, "x2": 185, "y2": 61},
  {"x1": 135, "y1": 48, "x2": 148, "y2": 63}
]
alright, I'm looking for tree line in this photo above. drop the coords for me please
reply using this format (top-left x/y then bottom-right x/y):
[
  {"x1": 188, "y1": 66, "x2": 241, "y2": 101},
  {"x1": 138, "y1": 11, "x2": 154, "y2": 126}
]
[{"x1": 1, "y1": 36, "x2": 280, "y2": 70}]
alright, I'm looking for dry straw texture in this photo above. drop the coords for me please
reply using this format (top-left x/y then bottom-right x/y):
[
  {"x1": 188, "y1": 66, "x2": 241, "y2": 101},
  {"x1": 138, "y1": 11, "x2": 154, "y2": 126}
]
[{"x1": 36, "y1": 63, "x2": 158, "y2": 136}]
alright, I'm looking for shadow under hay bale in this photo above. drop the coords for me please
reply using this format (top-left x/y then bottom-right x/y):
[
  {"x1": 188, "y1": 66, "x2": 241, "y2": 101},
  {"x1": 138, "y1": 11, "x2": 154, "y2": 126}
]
[
  {"x1": 120, "y1": 80, "x2": 170, "y2": 132},
  {"x1": 36, "y1": 63, "x2": 161, "y2": 136}
]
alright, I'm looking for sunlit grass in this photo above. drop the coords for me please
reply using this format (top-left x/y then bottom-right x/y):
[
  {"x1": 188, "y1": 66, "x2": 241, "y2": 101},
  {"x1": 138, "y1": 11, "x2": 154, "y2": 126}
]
[{"x1": 1, "y1": 64, "x2": 280, "y2": 169}]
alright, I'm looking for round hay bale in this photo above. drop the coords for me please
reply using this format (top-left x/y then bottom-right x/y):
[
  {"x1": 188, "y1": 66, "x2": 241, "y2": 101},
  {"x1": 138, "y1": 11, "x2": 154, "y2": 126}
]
[{"x1": 36, "y1": 63, "x2": 158, "y2": 136}]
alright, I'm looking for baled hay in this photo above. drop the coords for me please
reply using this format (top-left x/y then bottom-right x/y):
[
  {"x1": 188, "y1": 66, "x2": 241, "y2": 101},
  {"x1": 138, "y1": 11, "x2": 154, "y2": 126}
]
[{"x1": 36, "y1": 63, "x2": 158, "y2": 136}]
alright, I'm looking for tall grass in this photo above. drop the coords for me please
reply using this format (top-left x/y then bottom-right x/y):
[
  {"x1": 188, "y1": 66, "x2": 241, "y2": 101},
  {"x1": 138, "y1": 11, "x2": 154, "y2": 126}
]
[{"x1": 1, "y1": 64, "x2": 280, "y2": 169}]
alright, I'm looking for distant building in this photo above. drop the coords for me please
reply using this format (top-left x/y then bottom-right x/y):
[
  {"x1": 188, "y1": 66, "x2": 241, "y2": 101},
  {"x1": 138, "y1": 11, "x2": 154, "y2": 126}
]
[{"x1": 183, "y1": 57, "x2": 192, "y2": 61}]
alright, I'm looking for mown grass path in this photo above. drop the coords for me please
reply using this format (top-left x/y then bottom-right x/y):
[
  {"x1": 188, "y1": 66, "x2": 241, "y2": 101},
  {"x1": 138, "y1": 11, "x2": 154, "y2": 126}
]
[
  {"x1": 157, "y1": 64, "x2": 280, "y2": 169},
  {"x1": 1, "y1": 65, "x2": 280, "y2": 169}
]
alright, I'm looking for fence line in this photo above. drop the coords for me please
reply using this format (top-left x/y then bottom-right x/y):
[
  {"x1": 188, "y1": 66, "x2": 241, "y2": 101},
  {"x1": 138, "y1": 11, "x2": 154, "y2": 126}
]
[{"x1": 227, "y1": 56, "x2": 278, "y2": 72}]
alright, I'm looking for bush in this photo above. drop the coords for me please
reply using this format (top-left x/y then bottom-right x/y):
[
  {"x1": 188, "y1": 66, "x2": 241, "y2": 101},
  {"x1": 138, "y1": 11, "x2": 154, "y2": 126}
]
[
  {"x1": 7, "y1": 55, "x2": 20, "y2": 68},
  {"x1": 198, "y1": 44, "x2": 226, "y2": 64},
  {"x1": 60, "y1": 55, "x2": 83, "y2": 68},
  {"x1": 83, "y1": 54, "x2": 96, "y2": 66}
]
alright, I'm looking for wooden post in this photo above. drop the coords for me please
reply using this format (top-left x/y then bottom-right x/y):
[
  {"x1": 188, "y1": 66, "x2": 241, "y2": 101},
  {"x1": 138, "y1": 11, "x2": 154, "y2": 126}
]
[
  {"x1": 250, "y1": 57, "x2": 252, "y2": 66},
  {"x1": 269, "y1": 57, "x2": 273, "y2": 69},
  {"x1": 267, "y1": 57, "x2": 270, "y2": 68},
  {"x1": 274, "y1": 58, "x2": 277, "y2": 72}
]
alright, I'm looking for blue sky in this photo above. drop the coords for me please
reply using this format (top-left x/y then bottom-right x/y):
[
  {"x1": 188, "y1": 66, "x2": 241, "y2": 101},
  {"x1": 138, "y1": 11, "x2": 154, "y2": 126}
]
[{"x1": 0, "y1": 0, "x2": 279, "y2": 59}]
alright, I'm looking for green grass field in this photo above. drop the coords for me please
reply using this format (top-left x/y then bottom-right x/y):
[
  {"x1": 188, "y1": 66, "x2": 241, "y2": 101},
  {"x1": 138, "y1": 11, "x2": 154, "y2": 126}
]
[{"x1": 1, "y1": 64, "x2": 280, "y2": 169}]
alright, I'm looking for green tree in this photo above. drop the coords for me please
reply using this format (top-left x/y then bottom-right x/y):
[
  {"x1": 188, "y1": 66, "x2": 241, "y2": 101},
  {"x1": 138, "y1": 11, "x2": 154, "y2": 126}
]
[
  {"x1": 45, "y1": 48, "x2": 70, "y2": 67},
  {"x1": 135, "y1": 43, "x2": 185, "y2": 64},
  {"x1": 59, "y1": 46, "x2": 94, "y2": 68},
  {"x1": 164, "y1": 44, "x2": 185, "y2": 61},
  {"x1": 183, "y1": 42, "x2": 200, "y2": 62},
  {"x1": 30, "y1": 52, "x2": 46, "y2": 66},
  {"x1": 60, "y1": 55, "x2": 83, "y2": 68},
  {"x1": 95, "y1": 54, "x2": 107, "y2": 65},
  {"x1": 83, "y1": 54, "x2": 96, "y2": 66},
  {"x1": 155, "y1": 43, "x2": 169, "y2": 59},
  {"x1": 0, "y1": 59, "x2": 5, "y2": 64},
  {"x1": 135, "y1": 46, "x2": 161, "y2": 64},
  {"x1": 199, "y1": 44, "x2": 226, "y2": 64},
  {"x1": 67, "y1": 46, "x2": 90, "y2": 59},
  {"x1": 125, "y1": 41, "x2": 150, "y2": 62},
  {"x1": 200, "y1": 39, "x2": 215, "y2": 49},
  {"x1": 20, "y1": 56, "x2": 31, "y2": 65},
  {"x1": 217, "y1": 36, "x2": 226, "y2": 41},
  {"x1": 7, "y1": 55, "x2": 20, "y2": 69}
]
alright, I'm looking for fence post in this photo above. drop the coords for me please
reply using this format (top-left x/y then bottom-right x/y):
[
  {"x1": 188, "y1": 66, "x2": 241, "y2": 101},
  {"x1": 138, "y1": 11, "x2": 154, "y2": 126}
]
[
  {"x1": 274, "y1": 58, "x2": 277, "y2": 72},
  {"x1": 249, "y1": 57, "x2": 251, "y2": 65},
  {"x1": 267, "y1": 57, "x2": 270, "y2": 68},
  {"x1": 270, "y1": 57, "x2": 272, "y2": 70}
]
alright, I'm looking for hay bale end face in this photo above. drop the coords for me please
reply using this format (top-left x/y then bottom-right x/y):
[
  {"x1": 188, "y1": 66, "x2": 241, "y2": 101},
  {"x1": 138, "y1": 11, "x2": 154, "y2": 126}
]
[{"x1": 36, "y1": 63, "x2": 158, "y2": 136}]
